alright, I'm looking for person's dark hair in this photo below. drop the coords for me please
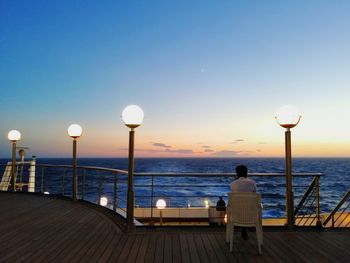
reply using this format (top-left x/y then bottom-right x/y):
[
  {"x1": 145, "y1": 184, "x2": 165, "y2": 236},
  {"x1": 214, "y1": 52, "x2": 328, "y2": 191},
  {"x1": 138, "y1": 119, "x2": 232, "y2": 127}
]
[{"x1": 236, "y1": 165, "x2": 248, "y2": 178}]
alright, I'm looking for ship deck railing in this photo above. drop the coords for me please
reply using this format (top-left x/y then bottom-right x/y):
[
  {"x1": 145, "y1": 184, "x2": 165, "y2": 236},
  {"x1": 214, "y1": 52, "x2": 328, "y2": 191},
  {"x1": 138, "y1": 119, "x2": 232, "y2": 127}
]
[{"x1": 1, "y1": 162, "x2": 349, "y2": 229}]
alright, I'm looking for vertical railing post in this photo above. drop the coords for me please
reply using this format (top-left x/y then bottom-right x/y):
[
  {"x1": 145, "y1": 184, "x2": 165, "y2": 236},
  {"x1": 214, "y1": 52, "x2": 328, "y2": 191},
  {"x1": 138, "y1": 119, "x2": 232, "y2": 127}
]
[
  {"x1": 98, "y1": 174, "x2": 103, "y2": 205},
  {"x1": 150, "y1": 174, "x2": 154, "y2": 226},
  {"x1": 82, "y1": 169, "x2": 86, "y2": 200},
  {"x1": 315, "y1": 175, "x2": 322, "y2": 227},
  {"x1": 72, "y1": 139, "x2": 78, "y2": 201},
  {"x1": 285, "y1": 128, "x2": 294, "y2": 229},
  {"x1": 127, "y1": 129, "x2": 135, "y2": 231},
  {"x1": 11, "y1": 141, "x2": 17, "y2": 192},
  {"x1": 28, "y1": 156, "x2": 36, "y2": 193},
  {"x1": 113, "y1": 173, "x2": 117, "y2": 211},
  {"x1": 41, "y1": 167, "x2": 45, "y2": 193},
  {"x1": 62, "y1": 170, "x2": 65, "y2": 195}
]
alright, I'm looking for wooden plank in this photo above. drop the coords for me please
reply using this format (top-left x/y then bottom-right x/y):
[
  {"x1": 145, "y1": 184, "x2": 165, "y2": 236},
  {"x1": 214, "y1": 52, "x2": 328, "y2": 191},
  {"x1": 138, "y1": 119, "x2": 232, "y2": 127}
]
[
  {"x1": 97, "y1": 232, "x2": 123, "y2": 263},
  {"x1": 136, "y1": 234, "x2": 150, "y2": 262},
  {"x1": 1, "y1": 204, "x2": 80, "y2": 261},
  {"x1": 193, "y1": 233, "x2": 210, "y2": 263},
  {"x1": 245, "y1": 232, "x2": 265, "y2": 263},
  {"x1": 220, "y1": 231, "x2": 248, "y2": 262},
  {"x1": 153, "y1": 233, "x2": 165, "y2": 263},
  {"x1": 317, "y1": 232, "x2": 350, "y2": 258},
  {"x1": 116, "y1": 235, "x2": 136, "y2": 263},
  {"x1": 267, "y1": 232, "x2": 308, "y2": 263},
  {"x1": 186, "y1": 234, "x2": 201, "y2": 263},
  {"x1": 301, "y1": 232, "x2": 350, "y2": 260},
  {"x1": 171, "y1": 234, "x2": 182, "y2": 263},
  {"x1": 75, "y1": 219, "x2": 113, "y2": 261},
  {"x1": 291, "y1": 232, "x2": 333, "y2": 261},
  {"x1": 163, "y1": 234, "x2": 173, "y2": 263},
  {"x1": 126, "y1": 234, "x2": 143, "y2": 263},
  {"x1": 206, "y1": 233, "x2": 230, "y2": 263},
  {"x1": 0, "y1": 199, "x2": 65, "y2": 244},
  {"x1": 179, "y1": 234, "x2": 191, "y2": 263},
  {"x1": 200, "y1": 233, "x2": 220, "y2": 263},
  {"x1": 64, "y1": 219, "x2": 107, "y2": 262},
  {"x1": 258, "y1": 232, "x2": 292, "y2": 263},
  {"x1": 38, "y1": 210, "x2": 99, "y2": 261},
  {"x1": 144, "y1": 233, "x2": 157, "y2": 263},
  {"x1": 88, "y1": 229, "x2": 118, "y2": 263},
  {"x1": 108, "y1": 234, "x2": 129, "y2": 262}
]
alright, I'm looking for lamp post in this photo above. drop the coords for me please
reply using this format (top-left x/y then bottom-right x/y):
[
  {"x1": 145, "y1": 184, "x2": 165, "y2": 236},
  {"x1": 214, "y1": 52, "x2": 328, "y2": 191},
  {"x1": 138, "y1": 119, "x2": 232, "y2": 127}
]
[
  {"x1": 122, "y1": 105, "x2": 144, "y2": 231},
  {"x1": 7, "y1": 130, "x2": 21, "y2": 192},
  {"x1": 67, "y1": 124, "x2": 83, "y2": 201},
  {"x1": 275, "y1": 105, "x2": 301, "y2": 229},
  {"x1": 156, "y1": 199, "x2": 166, "y2": 226}
]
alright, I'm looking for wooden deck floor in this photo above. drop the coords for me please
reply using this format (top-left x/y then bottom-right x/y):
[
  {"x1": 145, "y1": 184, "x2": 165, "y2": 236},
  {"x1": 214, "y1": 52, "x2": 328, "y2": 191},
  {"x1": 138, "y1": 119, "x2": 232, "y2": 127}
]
[{"x1": 0, "y1": 193, "x2": 349, "y2": 262}]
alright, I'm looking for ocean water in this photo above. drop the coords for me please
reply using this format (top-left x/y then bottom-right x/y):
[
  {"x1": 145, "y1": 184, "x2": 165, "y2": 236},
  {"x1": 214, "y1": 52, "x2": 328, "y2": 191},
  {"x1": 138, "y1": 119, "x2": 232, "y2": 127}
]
[{"x1": 1, "y1": 157, "x2": 349, "y2": 218}]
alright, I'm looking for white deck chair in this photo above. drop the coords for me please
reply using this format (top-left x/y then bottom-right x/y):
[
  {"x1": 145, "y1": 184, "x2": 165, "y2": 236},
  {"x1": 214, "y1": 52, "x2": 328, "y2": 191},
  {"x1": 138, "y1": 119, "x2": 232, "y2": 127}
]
[{"x1": 226, "y1": 192, "x2": 263, "y2": 254}]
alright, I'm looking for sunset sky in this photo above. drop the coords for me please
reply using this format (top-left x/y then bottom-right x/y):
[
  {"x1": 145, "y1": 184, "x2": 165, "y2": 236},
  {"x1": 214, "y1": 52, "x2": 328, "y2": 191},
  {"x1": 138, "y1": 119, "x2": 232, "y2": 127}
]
[{"x1": 1, "y1": 1, "x2": 350, "y2": 158}]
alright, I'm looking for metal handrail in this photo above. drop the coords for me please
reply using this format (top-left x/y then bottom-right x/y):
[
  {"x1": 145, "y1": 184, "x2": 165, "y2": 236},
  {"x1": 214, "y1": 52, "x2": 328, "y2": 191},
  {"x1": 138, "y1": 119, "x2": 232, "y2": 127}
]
[
  {"x1": 323, "y1": 190, "x2": 350, "y2": 227},
  {"x1": 35, "y1": 164, "x2": 128, "y2": 174},
  {"x1": 135, "y1": 172, "x2": 322, "y2": 177}
]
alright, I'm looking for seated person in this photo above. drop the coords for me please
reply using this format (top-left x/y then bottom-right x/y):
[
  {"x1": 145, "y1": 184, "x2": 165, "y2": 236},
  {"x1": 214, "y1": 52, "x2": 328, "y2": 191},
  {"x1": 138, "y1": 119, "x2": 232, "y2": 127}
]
[
  {"x1": 216, "y1": 196, "x2": 226, "y2": 226},
  {"x1": 230, "y1": 164, "x2": 257, "y2": 239}
]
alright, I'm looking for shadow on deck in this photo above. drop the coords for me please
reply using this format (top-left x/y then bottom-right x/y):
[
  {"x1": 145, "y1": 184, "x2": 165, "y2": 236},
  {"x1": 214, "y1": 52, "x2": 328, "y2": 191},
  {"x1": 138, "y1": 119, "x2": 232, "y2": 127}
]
[{"x1": 0, "y1": 193, "x2": 349, "y2": 262}]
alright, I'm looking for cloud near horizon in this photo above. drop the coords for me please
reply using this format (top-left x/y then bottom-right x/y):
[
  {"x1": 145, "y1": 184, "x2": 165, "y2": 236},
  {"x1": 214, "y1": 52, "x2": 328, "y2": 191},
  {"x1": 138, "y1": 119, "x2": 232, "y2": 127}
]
[
  {"x1": 230, "y1": 139, "x2": 245, "y2": 144},
  {"x1": 165, "y1": 148, "x2": 194, "y2": 154},
  {"x1": 152, "y1": 142, "x2": 172, "y2": 148},
  {"x1": 211, "y1": 150, "x2": 242, "y2": 157},
  {"x1": 119, "y1": 147, "x2": 196, "y2": 155}
]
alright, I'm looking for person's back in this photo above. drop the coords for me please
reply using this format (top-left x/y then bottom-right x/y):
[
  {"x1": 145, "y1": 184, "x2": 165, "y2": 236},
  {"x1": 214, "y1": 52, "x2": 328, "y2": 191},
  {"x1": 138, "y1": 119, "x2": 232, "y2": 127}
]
[
  {"x1": 230, "y1": 165, "x2": 256, "y2": 193},
  {"x1": 231, "y1": 177, "x2": 256, "y2": 192}
]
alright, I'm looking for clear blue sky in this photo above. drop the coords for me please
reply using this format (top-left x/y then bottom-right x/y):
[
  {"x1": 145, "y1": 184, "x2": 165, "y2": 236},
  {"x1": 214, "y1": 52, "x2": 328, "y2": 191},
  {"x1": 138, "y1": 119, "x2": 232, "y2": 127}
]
[{"x1": 1, "y1": 1, "x2": 350, "y2": 158}]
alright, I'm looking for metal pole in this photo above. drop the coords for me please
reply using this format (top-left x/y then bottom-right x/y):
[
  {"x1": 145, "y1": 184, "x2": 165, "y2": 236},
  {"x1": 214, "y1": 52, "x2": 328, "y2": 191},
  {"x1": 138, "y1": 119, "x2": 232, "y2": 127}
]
[
  {"x1": 72, "y1": 138, "x2": 77, "y2": 201},
  {"x1": 315, "y1": 175, "x2": 322, "y2": 227},
  {"x1": 11, "y1": 141, "x2": 16, "y2": 192},
  {"x1": 160, "y1": 209, "x2": 163, "y2": 226},
  {"x1": 28, "y1": 156, "x2": 36, "y2": 193},
  {"x1": 82, "y1": 169, "x2": 86, "y2": 200},
  {"x1": 113, "y1": 174, "x2": 117, "y2": 212},
  {"x1": 285, "y1": 128, "x2": 294, "y2": 229},
  {"x1": 127, "y1": 129, "x2": 135, "y2": 231},
  {"x1": 62, "y1": 171, "x2": 65, "y2": 195},
  {"x1": 41, "y1": 167, "x2": 45, "y2": 193},
  {"x1": 150, "y1": 174, "x2": 154, "y2": 226},
  {"x1": 98, "y1": 175, "x2": 103, "y2": 203}
]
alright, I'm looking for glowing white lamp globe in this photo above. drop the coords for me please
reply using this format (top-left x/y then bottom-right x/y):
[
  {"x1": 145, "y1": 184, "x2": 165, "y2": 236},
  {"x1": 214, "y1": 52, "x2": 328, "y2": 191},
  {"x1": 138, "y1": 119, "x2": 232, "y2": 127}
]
[
  {"x1": 122, "y1": 105, "x2": 144, "y2": 128},
  {"x1": 156, "y1": 199, "x2": 166, "y2": 209},
  {"x1": 8, "y1": 130, "x2": 21, "y2": 142},
  {"x1": 100, "y1": 197, "x2": 108, "y2": 206},
  {"x1": 67, "y1": 124, "x2": 83, "y2": 138},
  {"x1": 204, "y1": 200, "x2": 209, "y2": 208},
  {"x1": 275, "y1": 105, "x2": 301, "y2": 129}
]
